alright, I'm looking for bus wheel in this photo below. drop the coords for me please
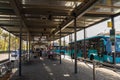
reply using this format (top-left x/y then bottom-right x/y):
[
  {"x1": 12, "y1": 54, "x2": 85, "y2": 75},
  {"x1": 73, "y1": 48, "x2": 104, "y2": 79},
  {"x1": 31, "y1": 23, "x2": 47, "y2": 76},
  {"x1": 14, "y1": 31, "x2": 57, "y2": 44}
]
[{"x1": 90, "y1": 55, "x2": 94, "y2": 60}]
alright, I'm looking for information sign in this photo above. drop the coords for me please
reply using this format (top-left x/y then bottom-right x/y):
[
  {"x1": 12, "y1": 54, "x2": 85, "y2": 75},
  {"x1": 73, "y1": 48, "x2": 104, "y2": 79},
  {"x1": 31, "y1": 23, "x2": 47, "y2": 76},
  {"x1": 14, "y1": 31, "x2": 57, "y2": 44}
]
[{"x1": 110, "y1": 29, "x2": 115, "y2": 43}]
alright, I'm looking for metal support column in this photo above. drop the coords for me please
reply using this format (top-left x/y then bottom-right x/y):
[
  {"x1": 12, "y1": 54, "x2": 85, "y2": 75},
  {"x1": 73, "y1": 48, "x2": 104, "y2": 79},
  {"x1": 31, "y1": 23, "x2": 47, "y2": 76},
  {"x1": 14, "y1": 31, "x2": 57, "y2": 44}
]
[
  {"x1": 26, "y1": 35, "x2": 28, "y2": 59},
  {"x1": 93, "y1": 61, "x2": 96, "y2": 80},
  {"x1": 69, "y1": 35, "x2": 71, "y2": 57},
  {"x1": 28, "y1": 35, "x2": 30, "y2": 61},
  {"x1": 84, "y1": 28, "x2": 87, "y2": 59},
  {"x1": 9, "y1": 15, "x2": 11, "y2": 60},
  {"x1": 19, "y1": 25, "x2": 22, "y2": 76},
  {"x1": 53, "y1": 35, "x2": 54, "y2": 46},
  {"x1": 69, "y1": 34, "x2": 72, "y2": 58},
  {"x1": 59, "y1": 26, "x2": 62, "y2": 64},
  {"x1": 8, "y1": 33, "x2": 11, "y2": 60},
  {"x1": 111, "y1": 16, "x2": 116, "y2": 64},
  {"x1": 64, "y1": 37, "x2": 65, "y2": 47},
  {"x1": 74, "y1": 13, "x2": 77, "y2": 73},
  {"x1": 26, "y1": 40, "x2": 28, "y2": 53},
  {"x1": 15, "y1": 37, "x2": 16, "y2": 51},
  {"x1": 64, "y1": 37, "x2": 65, "y2": 57}
]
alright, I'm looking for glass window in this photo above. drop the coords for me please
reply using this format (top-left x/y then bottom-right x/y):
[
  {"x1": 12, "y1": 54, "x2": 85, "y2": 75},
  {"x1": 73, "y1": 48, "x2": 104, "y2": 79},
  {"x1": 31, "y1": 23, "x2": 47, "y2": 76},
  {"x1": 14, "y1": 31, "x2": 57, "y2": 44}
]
[{"x1": 116, "y1": 38, "x2": 120, "y2": 52}]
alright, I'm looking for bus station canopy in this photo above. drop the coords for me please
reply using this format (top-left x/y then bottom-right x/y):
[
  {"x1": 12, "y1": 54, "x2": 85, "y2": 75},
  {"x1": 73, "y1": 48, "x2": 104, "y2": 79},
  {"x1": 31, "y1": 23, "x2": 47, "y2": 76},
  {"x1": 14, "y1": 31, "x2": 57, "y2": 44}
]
[{"x1": 0, "y1": 0, "x2": 120, "y2": 41}]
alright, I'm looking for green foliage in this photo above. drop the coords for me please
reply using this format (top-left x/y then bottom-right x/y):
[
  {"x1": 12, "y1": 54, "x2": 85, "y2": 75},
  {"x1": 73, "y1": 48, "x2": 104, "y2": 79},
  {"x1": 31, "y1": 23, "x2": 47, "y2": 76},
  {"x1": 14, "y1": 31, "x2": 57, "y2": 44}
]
[
  {"x1": 0, "y1": 28, "x2": 26, "y2": 51},
  {"x1": 0, "y1": 28, "x2": 3, "y2": 35}
]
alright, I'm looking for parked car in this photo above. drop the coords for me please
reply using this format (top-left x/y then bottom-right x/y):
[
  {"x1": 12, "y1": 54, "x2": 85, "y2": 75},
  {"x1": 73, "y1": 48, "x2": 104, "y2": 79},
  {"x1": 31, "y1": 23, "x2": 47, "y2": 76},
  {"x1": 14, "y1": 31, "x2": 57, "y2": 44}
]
[
  {"x1": 10, "y1": 50, "x2": 26, "y2": 61},
  {"x1": 10, "y1": 50, "x2": 19, "y2": 61}
]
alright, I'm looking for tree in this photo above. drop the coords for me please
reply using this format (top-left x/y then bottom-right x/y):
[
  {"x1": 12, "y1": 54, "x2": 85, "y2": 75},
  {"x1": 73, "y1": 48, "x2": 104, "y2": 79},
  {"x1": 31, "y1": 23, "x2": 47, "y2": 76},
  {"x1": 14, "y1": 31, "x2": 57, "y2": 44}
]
[
  {"x1": 0, "y1": 29, "x2": 3, "y2": 50},
  {"x1": 0, "y1": 28, "x2": 3, "y2": 38},
  {"x1": 2, "y1": 33, "x2": 9, "y2": 51},
  {"x1": 0, "y1": 28, "x2": 3, "y2": 34}
]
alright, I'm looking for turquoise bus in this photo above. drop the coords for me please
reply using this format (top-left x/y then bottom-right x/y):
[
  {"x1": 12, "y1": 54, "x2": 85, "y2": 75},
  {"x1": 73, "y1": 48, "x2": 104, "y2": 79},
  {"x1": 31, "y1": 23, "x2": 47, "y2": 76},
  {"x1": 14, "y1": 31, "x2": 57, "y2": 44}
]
[
  {"x1": 52, "y1": 46, "x2": 67, "y2": 55},
  {"x1": 68, "y1": 35, "x2": 120, "y2": 63}
]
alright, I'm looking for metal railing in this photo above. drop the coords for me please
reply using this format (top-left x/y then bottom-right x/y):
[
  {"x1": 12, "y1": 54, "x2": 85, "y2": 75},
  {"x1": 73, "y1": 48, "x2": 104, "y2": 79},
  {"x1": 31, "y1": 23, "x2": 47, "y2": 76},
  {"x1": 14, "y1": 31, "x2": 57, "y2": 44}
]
[
  {"x1": 0, "y1": 59, "x2": 12, "y2": 77},
  {"x1": 78, "y1": 58, "x2": 120, "y2": 80}
]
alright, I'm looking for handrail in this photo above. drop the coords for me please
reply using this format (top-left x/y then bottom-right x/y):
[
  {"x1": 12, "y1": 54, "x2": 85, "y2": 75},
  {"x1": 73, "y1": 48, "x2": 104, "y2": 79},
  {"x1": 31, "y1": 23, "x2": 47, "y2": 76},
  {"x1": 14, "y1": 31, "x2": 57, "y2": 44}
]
[
  {"x1": 0, "y1": 59, "x2": 11, "y2": 77},
  {"x1": 77, "y1": 57, "x2": 120, "y2": 80},
  {"x1": 78, "y1": 57, "x2": 120, "y2": 69}
]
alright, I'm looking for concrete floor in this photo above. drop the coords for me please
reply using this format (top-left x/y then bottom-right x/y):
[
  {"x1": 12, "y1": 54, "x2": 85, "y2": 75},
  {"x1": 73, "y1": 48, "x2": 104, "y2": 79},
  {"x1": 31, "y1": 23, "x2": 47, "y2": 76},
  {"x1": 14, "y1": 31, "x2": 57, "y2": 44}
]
[{"x1": 9, "y1": 55, "x2": 120, "y2": 80}]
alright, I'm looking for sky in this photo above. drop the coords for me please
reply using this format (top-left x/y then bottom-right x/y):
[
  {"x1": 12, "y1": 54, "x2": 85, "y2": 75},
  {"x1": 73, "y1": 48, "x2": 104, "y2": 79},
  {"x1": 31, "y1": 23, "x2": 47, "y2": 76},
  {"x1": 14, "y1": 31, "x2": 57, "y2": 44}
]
[{"x1": 57, "y1": 15, "x2": 120, "y2": 45}]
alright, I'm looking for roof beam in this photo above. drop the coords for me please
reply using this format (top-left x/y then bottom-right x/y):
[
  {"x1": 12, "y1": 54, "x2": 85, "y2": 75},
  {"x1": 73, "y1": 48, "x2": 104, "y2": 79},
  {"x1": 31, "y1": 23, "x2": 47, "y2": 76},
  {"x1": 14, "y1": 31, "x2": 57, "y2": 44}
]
[
  {"x1": 86, "y1": 11, "x2": 114, "y2": 15},
  {"x1": 0, "y1": 23, "x2": 19, "y2": 26},
  {"x1": 26, "y1": 23, "x2": 58, "y2": 27},
  {"x1": 10, "y1": 0, "x2": 29, "y2": 34},
  {"x1": 27, "y1": 25, "x2": 56, "y2": 28},
  {"x1": 23, "y1": 11, "x2": 69, "y2": 16},
  {"x1": 14, "y1": 34, "x2": 47, "y2": 36},
  {"x1": 58, "y1": 32, "x2": 72, "y2": 34},
  {"x1": 0, "y1": 20, "x2": 19, "y2": 27},
  {"x1": 54, "y1": 0, "x2": 99, "y2": 35},
  {"x1": 30, "y1": 31, "x2": 51, "y2": 34},
  {"x1": 84, "y1": 13, "x2": 111, "y2": 17},
  {"x1": 23, "y1": 4, "x2": 73, "y2": 11},
  {"x1": 25, "y1": 20, "x2": 61, "y2": 25},
  {"x1": 113, "y1": 11, "x2": 120, "y2": 17},
  {"x1": 95, "y1": 5, "x2": 120, "y2": 9},
  {"x1": 0, "y1": 16, "x2": 18, "y2": 19},
  {"x1": 67, "y1": 26, "x2": 85, "y2": 29},
  {"x1": 25, "y1": 16, "x2": 66, "y2": 19},
  {"x1": 11, "y1": 31, "x2": 50, "y2": 34},
  {"x1": 23, "y1": 8, "x2": 70, "y2": 13}
]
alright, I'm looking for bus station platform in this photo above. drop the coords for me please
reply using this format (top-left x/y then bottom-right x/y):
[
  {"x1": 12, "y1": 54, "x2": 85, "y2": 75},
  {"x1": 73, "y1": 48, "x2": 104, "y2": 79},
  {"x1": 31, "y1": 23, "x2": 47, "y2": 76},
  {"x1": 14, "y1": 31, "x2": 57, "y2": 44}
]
[{"x1": 8, "y1": 55, "x2": 120, "y2": 80}]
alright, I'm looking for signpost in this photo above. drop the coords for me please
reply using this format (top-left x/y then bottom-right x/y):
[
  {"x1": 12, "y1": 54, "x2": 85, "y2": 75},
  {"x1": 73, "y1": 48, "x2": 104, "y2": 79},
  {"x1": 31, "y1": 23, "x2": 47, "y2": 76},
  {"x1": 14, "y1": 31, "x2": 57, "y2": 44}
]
[
  {"x1": 107, "y1": 21, "x2": 112, "y2": 28},
  {"x1": 110, "y1": 29, "x2": 115, "y2": 43},
  {"x1": 108, "y1": 20, "x2": 116, "y2": 64}
]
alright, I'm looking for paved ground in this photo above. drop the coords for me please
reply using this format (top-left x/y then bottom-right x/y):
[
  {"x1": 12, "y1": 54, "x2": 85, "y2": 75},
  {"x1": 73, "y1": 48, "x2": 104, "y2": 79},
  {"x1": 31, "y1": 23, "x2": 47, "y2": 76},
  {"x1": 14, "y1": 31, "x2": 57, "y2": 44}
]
[
  {"x1": 0, "y1": 53, "x2": 9, "y2": 61},
  {"x1": 9, "y1": 55, "x2": 120, "y2": 80}
]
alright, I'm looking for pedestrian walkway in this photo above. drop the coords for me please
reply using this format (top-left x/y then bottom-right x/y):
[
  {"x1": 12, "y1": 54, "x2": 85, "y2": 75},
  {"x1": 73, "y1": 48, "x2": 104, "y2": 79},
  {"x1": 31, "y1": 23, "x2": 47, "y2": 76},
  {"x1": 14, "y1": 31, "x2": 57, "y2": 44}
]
[{"x1": 9, "y1": 56, "x2": 120, "y2": 80}]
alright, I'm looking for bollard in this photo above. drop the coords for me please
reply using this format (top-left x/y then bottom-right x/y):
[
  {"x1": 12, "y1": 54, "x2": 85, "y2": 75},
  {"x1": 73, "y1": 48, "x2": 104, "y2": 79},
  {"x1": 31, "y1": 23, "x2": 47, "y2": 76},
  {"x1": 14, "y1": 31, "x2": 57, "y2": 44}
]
[{"x1": 93, "y1": 61, "x2": 96, "y2": 80}]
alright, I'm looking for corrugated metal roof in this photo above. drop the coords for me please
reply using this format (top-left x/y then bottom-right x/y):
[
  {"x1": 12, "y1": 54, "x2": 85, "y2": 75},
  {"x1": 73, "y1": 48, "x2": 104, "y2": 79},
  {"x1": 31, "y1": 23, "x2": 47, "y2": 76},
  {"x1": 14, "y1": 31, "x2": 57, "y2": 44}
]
[{"x1": 0, "y1": 0, "x2": 120, "y2": 41}]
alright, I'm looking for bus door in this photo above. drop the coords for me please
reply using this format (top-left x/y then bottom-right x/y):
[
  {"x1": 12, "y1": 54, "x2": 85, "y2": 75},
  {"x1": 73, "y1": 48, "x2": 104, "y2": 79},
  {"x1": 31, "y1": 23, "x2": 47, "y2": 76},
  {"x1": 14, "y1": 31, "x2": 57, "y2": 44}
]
[
  {"x1": 116, "y1": 38, "x2": 120, "y2": 56},
  {"x1": 98, "y1": 38, "x2": 106, "y2": 57},
  {"x1": 115, "y1": 38, "x2": 120, "y2": 63}
]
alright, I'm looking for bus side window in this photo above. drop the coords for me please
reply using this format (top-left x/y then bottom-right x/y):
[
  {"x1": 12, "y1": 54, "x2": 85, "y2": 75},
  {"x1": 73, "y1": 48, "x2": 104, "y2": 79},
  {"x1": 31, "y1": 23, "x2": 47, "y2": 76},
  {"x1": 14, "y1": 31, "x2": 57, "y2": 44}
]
[
  {"x1": 98, "y1": 39, "x2": 106, "y2": 56},
  {"x1": 90, "y1": 44, "x2": 94, "y2": 49}
]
